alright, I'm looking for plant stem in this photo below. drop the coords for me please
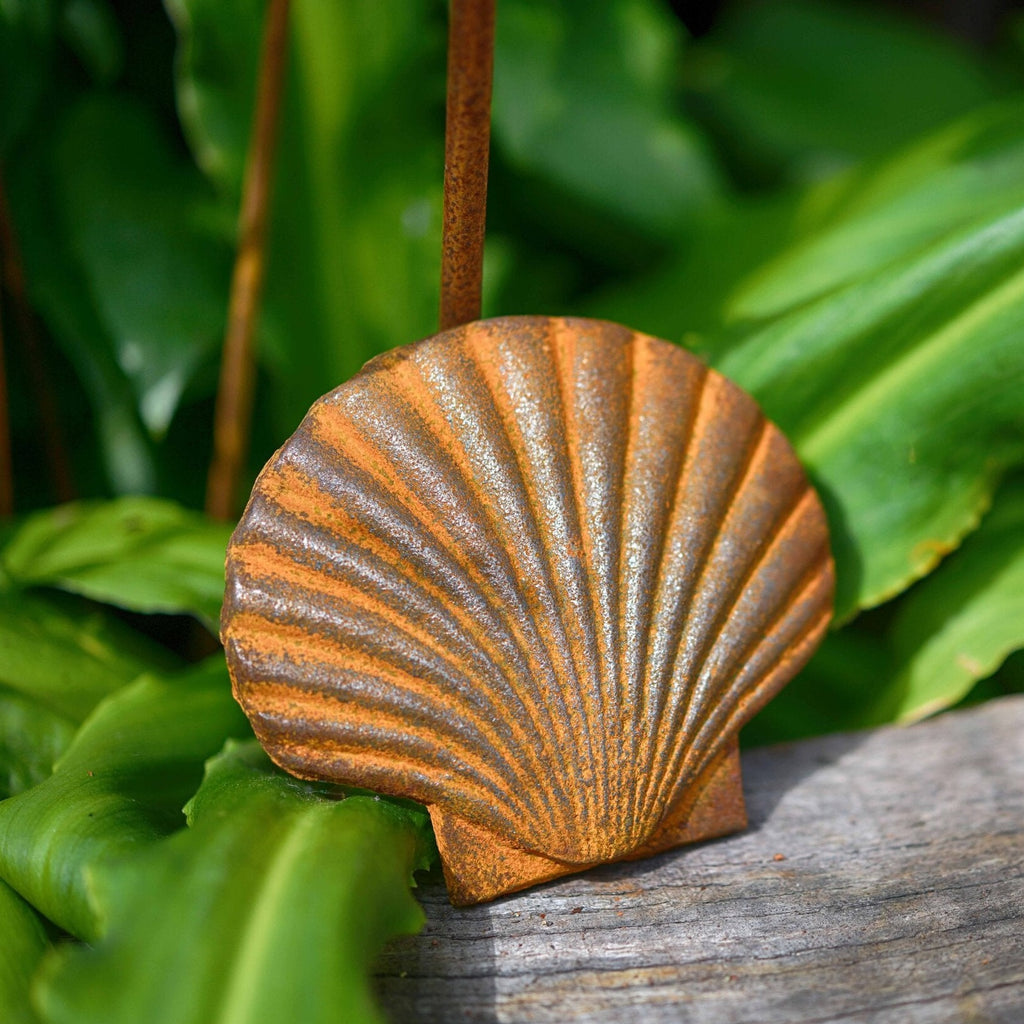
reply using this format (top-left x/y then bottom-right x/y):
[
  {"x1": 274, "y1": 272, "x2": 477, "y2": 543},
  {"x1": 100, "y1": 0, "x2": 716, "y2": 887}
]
[
  {"x1": 206, "y1": 0, "x2": 291, "y2": 521},
  {"x1": 439, "y1": 0, "x2": 495, "y2": 332},
  {"x1": 0, "y1": 169, "x2": 75, "y2": 507}
]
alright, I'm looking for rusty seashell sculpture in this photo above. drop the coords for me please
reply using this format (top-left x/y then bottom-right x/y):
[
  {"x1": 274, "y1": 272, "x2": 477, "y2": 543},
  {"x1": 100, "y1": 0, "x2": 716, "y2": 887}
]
[{"x1": 222, "y1": 316, "x2": 834, "y2": 904}]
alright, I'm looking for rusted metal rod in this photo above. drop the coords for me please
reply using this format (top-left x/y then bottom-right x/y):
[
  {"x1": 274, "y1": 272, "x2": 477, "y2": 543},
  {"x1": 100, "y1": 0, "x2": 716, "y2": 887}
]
[
  {"x1": 439, "y1": 0, "x2": 495, "y2": 332},
  {"x1": 206, "y1": 0, "x2": 291, "y2": 521}
]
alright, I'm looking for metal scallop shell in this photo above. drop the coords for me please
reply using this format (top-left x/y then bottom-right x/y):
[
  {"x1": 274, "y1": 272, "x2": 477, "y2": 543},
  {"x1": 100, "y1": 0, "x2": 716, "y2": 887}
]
[{"x1": 222, "y1": 316, "x2": 834, "y2": 903}]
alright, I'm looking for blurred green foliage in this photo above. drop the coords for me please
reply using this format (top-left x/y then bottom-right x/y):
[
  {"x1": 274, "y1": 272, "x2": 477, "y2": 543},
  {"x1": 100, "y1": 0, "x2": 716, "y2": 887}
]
[
  {"x1": 2, "y1": 1, "x2": 1024, "y2": 1022},
  {"x1": 682, "y1": 0, "x2": 1005, "y2": 184}
]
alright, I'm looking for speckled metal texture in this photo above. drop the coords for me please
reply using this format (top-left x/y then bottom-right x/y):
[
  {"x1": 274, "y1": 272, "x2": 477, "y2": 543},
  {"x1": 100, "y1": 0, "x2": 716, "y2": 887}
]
[{"x1": 221, "y1": 316, "x2": 835, "y2": 904}]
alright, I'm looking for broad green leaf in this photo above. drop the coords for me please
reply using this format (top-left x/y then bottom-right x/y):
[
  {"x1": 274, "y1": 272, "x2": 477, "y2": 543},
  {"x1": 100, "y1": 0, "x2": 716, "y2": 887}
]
[
  {"x1": 685, "y1": 0, "x2": 1000, "y2": 184},
  {"x1": 492, "y1": 0, "x2": 720, "y2": 240},
  {"x1": 589, "y1": 103, "x2": 1024, "y2": 345},
  {"x1": 0, "y1": 659, "x2": 249, "y2": 940},
  {"x1": 730, "y1": 102, "x2": 1024, "y2": 320},
  {"x1": 0, "y1": 879, "x2": 49, "y2": 1024},
  {"x1": 169, "y1": 0, "x2": 445, "y2": 438},
  {"x1": 0, "y1": 689, "x2": 77, "y2": 799},
  {"x1": 881, "y1": 478, "x2": 1024, "y2": 723},
  {"x1": 53, "y1": 94, "x2": 232, "y2": 437},
  {"x1": 0, "y1": 590, "x2": 175, "y2": 722},
  {"x1": 36, "y1": 741, "x2": 435, "y2": 1024},
  {"x1": 2, "y1": 497, "x2": 233, "y2": 629},
  {"x1": 713, "y1": 204, "x2": 1024, "y2": 619}
]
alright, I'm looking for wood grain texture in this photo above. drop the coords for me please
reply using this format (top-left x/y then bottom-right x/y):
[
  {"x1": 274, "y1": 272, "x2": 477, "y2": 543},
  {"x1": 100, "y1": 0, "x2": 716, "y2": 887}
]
[{"x1": 376, "y1": 695, "x2": 1024, "y2": 1023}]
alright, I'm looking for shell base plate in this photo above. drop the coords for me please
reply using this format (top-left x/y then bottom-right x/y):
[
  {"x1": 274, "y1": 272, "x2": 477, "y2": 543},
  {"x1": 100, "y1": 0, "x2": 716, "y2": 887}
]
[{"x1": 432, "y1": 740, "x2": 747, "y2": 905}]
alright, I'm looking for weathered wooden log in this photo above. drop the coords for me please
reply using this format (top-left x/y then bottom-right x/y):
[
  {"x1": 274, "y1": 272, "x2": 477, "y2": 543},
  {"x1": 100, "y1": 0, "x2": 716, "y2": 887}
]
[{"x1": 376, "y1": 695, "x2": 1024, "y2": 1023}]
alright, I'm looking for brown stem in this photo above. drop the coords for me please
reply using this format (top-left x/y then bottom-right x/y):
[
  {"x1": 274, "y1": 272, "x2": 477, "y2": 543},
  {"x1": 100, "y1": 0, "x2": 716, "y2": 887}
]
[
  {"x1": 206, "y1": 0, "x2": 291, "y2": 521},
  {"x1": 0, "y1": 169, "x2": 75, "y2": 507},
  {"x1": 439, "y1": 0, "x2": 495, "y2": 332}
]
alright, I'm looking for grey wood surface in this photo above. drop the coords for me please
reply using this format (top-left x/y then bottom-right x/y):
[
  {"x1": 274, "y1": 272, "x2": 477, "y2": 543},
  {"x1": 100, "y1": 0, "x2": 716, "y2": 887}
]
[{"x1": 376, "y1": 695, "x2": 1024, "y2": 1023}]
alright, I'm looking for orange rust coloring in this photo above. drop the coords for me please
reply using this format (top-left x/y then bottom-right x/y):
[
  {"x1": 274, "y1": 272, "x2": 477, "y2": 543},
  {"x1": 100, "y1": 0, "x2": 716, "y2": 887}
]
[
  {"x1": 439, "y1": 0, "x2": 495, "y2": 331},
  {"x1": 221, "y1": 316, "x2": 835, "y2": 904}
]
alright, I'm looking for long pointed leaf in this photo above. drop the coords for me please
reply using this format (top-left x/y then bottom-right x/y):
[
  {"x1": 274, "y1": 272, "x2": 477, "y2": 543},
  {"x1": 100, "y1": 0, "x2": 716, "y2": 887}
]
[
  {"x1": 730, "y1": 102, "x2": 1024, "y2": 320},
  {"x1": 36, "y1": 741, "x2": 435, "y2": 1024},
  {"x1": 715, "y1": 204, "x2": 1024, "y2": 618},
  {"x1": 0, "y1": 659, "x2": 249, "y2": 940},
  {"x1": 883, "y1": 477, "x2": 1024, "y2": 722}
]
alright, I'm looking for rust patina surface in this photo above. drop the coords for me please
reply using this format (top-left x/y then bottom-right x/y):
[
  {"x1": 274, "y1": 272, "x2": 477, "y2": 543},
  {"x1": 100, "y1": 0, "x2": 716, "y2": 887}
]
[
  {"x1": 439, "y1": 0, "x2": 494, "y2": 331},
  {"x1": 221, "y1": 316, "x2": 834, "y2": 904}
]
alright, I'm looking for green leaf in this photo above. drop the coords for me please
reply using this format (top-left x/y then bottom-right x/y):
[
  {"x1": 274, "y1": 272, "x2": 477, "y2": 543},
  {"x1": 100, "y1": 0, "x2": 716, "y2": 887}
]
[
  {"x1": 0, "y1": 689, "x2": 77, "y2": 800},
  {"x1": 169, "y1": 0, "x2": 445, "y2": 438},
  {"x1": 730, "y1": 102, "x2": 1024, "y2": 321},
  {"x1": 59, "y1": 0, "x2": 123, "y2": 84},
  {"x1": 492, "y1": 0, "x2": 720, "y2": 240},
  {"x1": 589, "y1": 102, "x2": 1024, "y2": 348},
  {"x1": 4, "y1": 130, "x2": 158, "y2": 495},
  {"x1": 2, "y1": 497, "x2": 233, "y2": 630},
  {"x1": 712, "y1": 203, "x2": 1024, "y2": 620},
  {"x1": 0, "y1": 879, "x2": 49, "y2": 1024},
  {"x1": 0, "y1": 0, "x2": 56, "y2": 157},
  {"x1": 881, "y1": 478, "x2": 1024, "y2": 723},
  {"x1": 0, "y1": 658, "x2": 250, "y2": 940},
  {"x1": 164, "y1": 0, "x2": 264, "y2": 195},
  {"x1": 36, "y1": 741, "x2": 435, "y2": 1024},
  {"x1": 686, "y1": 0, "x2": 1001, "y2": 183},
  {"x1": 588, "y1": 102, "x2": 1024, "y2": 622},
  {"x1": 0, "y1": 590, "x2": 175, "y2": 722},
  {"x1": 53, "y1": 94, "x2": 232, "y2": 437}
]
